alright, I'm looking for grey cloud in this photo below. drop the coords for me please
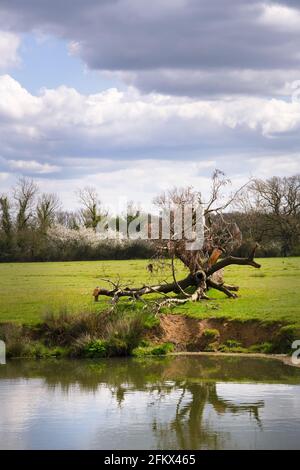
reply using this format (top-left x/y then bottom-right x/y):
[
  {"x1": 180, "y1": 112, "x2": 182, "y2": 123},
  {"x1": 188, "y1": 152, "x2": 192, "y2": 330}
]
[
  {"x1": 125, "y1": 69, "x2": 300, "y2": 98},
  {"x1": 1, "y1": 1, "x2": 300, "y2": 96},
  {"x1": 1, "y1": 70, "x2": 300, "y2": 184}
]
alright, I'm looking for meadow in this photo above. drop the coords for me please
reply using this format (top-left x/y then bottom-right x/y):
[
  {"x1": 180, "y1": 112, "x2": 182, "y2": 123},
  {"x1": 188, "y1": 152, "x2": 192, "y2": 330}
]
[{"x1": 0, "y1": 257, "x2": 299, "y2": 326}]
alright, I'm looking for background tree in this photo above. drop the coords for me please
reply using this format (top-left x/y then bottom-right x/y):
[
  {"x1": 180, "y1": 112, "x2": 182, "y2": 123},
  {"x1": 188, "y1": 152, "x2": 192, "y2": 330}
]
[
  {"x1": 56, "y1": 210, "x2": 81, "y2": 230},
  {"x1": 237, "y1": 175, "x2": 300, "y2": 257},
  {"x1": 14, "y1": 178, "x2": 38, "y2": 232},
  {"x1": 0, "y1": 173, "x2": 299, "y2": 263},
  {"x1": 0, "y1": 195, "x2": 13, "y2": 258},
  {"x1": 13, "y1": 178, "x2": 39, "y2": 260},
  {"x1": 37, "y1": 193, "x2": 61, "y2": 233},
  {"x1": 77, "y1": 186, "x2": 107, "y2": 230}
]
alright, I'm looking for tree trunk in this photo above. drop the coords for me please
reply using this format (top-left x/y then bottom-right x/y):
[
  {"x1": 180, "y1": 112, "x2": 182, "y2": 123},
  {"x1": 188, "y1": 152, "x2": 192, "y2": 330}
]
[{"x1": 93, "y1": 245, "x2": 261, "y2": 304}]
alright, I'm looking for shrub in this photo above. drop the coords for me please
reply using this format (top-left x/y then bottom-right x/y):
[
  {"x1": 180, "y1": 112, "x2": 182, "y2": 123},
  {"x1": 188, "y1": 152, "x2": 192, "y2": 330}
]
[
  {"x1": 6, "y1": 339, "x2": 31, "y2": 358},
  {"x1": 5, "y1": 338, "x2": 68, "y2": 358},
  {"x1": 139, "y1": 339, "x2": 151, "y2": 347},
  {"x1": 204, "y1": 341, "x2": 219, "y2": 352},
  {"x1": 39, "y1": 306, "x2": 149, "y2": 352},
  {"x1": 202, "y1": 328, "x2": 220, "y2": 340},
  {"x1": 143, "y1": 314, "x2": 160, "y2": 329},
  {"x1": 132, "y1": 342, "x2": 174, "y2": 357},
  {"x1": 106, "y1": 337, "x2": 129, "y2": 356},
  {"x1": 0, "y1": 322, "x2": 23, "y2": 343},
  {"x1": 84, "y1": 339, "x2": 108, "y2": 358},
  {"x1": 218, "y1": 345, "x2": 247, "y2": 353},
  {"x1": 104, "y1": 309, "x2": 149, "y2": 353},
  {"x1": 223, "y1": 339, "x2": 242, "y2": 348},
  {"x1": 249, "y1": 342, "x2": 274, "y2": 354},
  {"x1": 83, "y1": 337, "x2": 131, "y2": 358},
  {"x1": 0, "y1": 323, "x2": 32, "y2": 358},
  {"x1": 40, "y1": 308, "x2": 108, "y2": 346},
  {"x1": 273, "y1": 325, "x2": 300, "y2": 354},
  {"x1": 2, "y1": 305, "x2": 161, "y2": 358},
  {"x1": 218, "y1": 339, "x2": 246, "y2": 353},
  {"x1": 71, "y1": 333, "x2": 95, "y2": 357}
]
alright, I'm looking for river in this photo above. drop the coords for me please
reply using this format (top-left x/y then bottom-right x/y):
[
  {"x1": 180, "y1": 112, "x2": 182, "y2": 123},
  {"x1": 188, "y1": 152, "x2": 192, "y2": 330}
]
[{"x1": 0, "y1": 355, "x2": 300, "y2": 449}]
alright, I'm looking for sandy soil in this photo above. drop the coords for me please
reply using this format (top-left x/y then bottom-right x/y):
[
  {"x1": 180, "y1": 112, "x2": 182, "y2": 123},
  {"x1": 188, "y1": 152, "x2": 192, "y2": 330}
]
[{"x1": 149, "y1": 313, "x2": 282, "y2": 351}]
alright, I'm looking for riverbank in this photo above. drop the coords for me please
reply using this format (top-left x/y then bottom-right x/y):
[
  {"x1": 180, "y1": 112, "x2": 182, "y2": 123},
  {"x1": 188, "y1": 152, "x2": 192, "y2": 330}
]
[
  {"x1": 169, "y1": 351, "x2": 300, "y2": 368},
  {"x1": 148, "y1": 314, "x2": 300, "y2": 355},
  {"x1": 1, "y1": 308, "x2": 299, "y2": 360},
  {"x1": 0, "y1": 258, "x2": 299, "y2": 359}
]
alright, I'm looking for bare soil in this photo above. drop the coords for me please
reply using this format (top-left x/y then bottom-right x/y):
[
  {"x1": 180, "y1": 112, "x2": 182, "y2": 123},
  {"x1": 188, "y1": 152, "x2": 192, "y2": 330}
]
[{"x1": 148, "y1": 314, "x2": 283, "y2": 351}]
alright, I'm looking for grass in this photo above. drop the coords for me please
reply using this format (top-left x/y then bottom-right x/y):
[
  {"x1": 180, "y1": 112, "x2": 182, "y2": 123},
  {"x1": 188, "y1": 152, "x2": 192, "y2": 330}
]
[
  {"x1": 0, "y1": 307, "x2": 159, "y2": 358},
  {"x1": 132, "y1": 342, "x2": 174, "y2": 357},
  {"x1": 174, "y1": 257, "x2": 300, "y2": 326},
  {"x1": 0, "y1": 257, "x2": 299, "y2": 327}
]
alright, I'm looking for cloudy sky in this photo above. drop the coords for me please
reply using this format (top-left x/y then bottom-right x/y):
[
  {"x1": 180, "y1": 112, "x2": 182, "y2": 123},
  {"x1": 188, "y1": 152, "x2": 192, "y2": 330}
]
[{"x1": 0, "y1": 0, "x2": 299, "y2": 208}]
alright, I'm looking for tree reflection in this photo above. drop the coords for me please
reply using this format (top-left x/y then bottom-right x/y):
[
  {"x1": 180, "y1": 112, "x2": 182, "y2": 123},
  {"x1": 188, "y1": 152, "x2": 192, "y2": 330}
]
[
  {"x1": 1, "y1": 355, "x2": 299, "y2": 449},
  {"x1": 151, "y1": 381, "x2": 263, "y2": 449}
]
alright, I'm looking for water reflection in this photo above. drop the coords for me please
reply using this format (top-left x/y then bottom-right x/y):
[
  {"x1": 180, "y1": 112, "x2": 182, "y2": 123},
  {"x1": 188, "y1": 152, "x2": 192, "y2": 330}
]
[
  {"x1": 0, "y1": 356, "x2": 300, "y2": 449},
  {"x1": 152, "y1": 382, "x2": 264, "y2": 449}
]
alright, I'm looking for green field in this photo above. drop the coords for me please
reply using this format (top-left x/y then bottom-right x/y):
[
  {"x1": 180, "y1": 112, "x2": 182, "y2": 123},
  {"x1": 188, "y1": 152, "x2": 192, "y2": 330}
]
[{"x1": 0, "y1": 258, "x2": 299, "y2": 326}]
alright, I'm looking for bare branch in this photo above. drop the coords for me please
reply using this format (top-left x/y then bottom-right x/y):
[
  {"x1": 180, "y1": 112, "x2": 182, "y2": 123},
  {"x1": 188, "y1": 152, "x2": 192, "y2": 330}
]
[
  {"x1": 207, "y1": 279, "x2": 238, "y2": 298},
  {"x1": 206, "y1": 244, "x2": 261, "y2": 277}
]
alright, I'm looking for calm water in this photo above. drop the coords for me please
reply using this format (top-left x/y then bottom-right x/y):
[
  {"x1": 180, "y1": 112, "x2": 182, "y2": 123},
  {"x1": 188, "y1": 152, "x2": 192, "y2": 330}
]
[{"x1": 0, "y1": 355, "x2": 300, "y2": 450}]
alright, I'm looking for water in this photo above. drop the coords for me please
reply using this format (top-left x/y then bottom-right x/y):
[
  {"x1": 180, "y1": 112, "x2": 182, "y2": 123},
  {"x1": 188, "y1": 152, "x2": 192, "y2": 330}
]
[{"x1": 0, "y1": 355, "x2": 300, "y2": 450}]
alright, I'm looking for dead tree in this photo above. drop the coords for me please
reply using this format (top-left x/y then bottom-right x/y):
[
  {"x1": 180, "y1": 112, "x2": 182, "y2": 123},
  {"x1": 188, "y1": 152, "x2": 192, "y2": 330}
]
[{"x1": 93, "y1": 171, "x2": 260, "y2": 306}]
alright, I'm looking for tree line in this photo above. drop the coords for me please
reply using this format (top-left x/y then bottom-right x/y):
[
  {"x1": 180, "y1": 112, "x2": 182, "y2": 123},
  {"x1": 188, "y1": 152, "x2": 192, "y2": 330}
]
[{"x1": 0, "y1": 174, "x2": 299, "y2": 262}]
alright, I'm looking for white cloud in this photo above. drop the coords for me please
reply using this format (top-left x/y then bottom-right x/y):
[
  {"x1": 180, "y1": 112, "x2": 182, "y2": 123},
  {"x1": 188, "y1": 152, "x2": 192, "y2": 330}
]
[
  {"x1": 259, "y1": 3, "x2": 300, "y2": 31},
  {"x1": 29, "y1": 160, "x2": 221, "y2": 211},
  {"x1": 0, "y1": 74, "x2": 40, "y2": 119},
  {"x1": 0, "y1": 31, "x2": 20, "y2": 70},
  {"x1": 0, "y1": 74, "x2": 299, "y2": 207},
  {"x1": 247, "y1": 154, "x2": 300, "y2": 178},
  {"x1": 1, "y1": 74, "x2": 300, "y2": 144},
  {"x1": 8, "y1": 159, "x2": 60, "y2": 174}
]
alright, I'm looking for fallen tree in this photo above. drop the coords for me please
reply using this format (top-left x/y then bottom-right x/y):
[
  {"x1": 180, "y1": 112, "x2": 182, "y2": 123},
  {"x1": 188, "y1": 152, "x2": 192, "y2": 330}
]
[
  {"x1": 93, "y1": 245, "x2": 260, "y2": 304},
  {"x1": 93, "y1": 171, "x2": 261, "y2": 307}
]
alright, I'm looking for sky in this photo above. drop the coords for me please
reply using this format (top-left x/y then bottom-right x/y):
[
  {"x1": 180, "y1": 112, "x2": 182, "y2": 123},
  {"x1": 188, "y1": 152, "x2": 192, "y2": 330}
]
[{"x1": 0, "y1": 0, "x2": 299, "y2": 209}]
